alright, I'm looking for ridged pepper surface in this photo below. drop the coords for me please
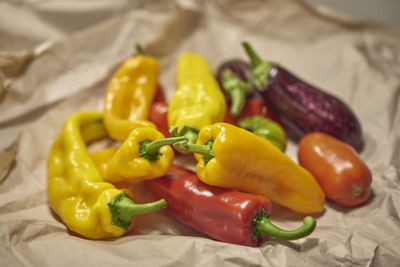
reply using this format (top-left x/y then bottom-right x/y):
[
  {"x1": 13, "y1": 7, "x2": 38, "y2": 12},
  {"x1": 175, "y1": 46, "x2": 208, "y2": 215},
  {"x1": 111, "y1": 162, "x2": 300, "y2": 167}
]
[
  {"x1": 91, "y1": 127, "x2": 184, "y2": 184},
  {"x1": 168, "y1": 53, "x2": 226, "y2": 143},
  {"x1": 104, "y1": 55, "x2": 159, "y2": 141},
  {"x1": 47, "y1": 111, "x2": 166, "y2": 239}
]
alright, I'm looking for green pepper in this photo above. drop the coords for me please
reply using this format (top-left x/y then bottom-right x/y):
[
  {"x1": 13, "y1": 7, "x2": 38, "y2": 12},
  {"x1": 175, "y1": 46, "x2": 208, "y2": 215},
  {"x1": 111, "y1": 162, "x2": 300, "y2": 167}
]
[{"x1": 238, "y1": 115, "x2": 286, "y2": 151}]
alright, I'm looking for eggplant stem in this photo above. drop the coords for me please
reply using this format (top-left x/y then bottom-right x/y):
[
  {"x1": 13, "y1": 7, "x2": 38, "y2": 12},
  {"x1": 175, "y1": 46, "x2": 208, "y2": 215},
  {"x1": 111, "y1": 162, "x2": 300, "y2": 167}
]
[
  {"x1": 242, "y1": 42, "x2": 263, "y2": 67},
  {"x1": 222, "y1": 69, "x2": 250, "y2": 116}
]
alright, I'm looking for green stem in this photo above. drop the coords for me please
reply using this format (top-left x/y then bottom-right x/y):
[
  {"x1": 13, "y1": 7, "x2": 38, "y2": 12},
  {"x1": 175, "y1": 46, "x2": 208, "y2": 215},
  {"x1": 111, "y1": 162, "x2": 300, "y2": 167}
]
[
  {"x1": 145, "y1": 136, "x2": 186, "y2": 155},
  {"x1": 169, "y1": 126, "x2": 199, "y2": 144},
  {"x1": 108, "y1": 192, "x2": 167, "y2": 231},
  {"x1": 139, "y1": 136, "x2": 186, "y2": 161},
  {"x1": 136, "y1": 44, "x2": 144, "y2": 55},
  {"x1": 242, "y1": 42, "x2": 273, "y2": 91},
  {"x1": 242, "y1": 42, "x2": 263, "y2": 67},
  {"x1": 230, "y1": 88, "x2": 246, "y2": 116},
  {"x1": 183, "y1": 129, "x2": 199, "y2": 145},
  {"x1": 352, "y1": 185, "x2": 362, "y2": 196},
  {"x1": 252, "y1": 209, "x2": 316, "y2": 240},
  {"x1": 173, "y1": 139, "x2": 214, "y2": 163},
  {"x1": 222, "y1": 69, "x2": 250, "y2": 116}
]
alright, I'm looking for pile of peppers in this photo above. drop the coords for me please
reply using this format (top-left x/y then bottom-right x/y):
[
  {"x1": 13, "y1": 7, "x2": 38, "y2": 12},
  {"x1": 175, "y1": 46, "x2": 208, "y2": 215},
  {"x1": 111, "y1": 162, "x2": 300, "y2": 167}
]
[{"x1": 47, "y1": 42, "x2": 372, "y2": 247}]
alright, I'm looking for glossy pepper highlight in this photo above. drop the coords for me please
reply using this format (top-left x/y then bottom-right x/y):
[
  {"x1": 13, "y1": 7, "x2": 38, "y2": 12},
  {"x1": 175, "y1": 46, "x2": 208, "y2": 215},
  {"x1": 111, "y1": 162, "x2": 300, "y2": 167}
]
[
  {"x1": 91, "y1": 127, "x2": 184, "y2": 184},
  {"x1": 298, "y1": 132, "x2": 372, "y2": 208},
  {"x1": 168, "y1": 53, "x2": 226, "y2": 144},
  {"x1": 147, "y1": 165, "x2": 317, "y2": 247},
  {"x1": 174, "y1": 122, "x2": 325, "y2": 214},
  {"x1": 103, "y1": 50, "x2": 159, "y2": 141},
  {"x1": 47, "y1": 111, "x2": 166, "y2": 239}
]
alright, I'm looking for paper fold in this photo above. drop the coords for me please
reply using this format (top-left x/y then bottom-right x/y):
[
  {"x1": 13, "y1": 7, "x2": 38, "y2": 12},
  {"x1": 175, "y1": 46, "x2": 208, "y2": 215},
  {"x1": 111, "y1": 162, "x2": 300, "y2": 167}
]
[{"x1": 0, "y1": 0, "x2": 399, "y2": 266}]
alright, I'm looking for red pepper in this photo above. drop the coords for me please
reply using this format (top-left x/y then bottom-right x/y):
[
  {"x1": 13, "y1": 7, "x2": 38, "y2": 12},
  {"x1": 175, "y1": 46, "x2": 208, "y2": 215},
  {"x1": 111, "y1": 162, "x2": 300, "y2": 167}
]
[
  {"x1": 224, "y1": 98, "x2": 264, "y2": 124},
  {"x1": 146, "y1": 165, "x2": 317, "y2": 247},
  {"x1": 224, "y1": 98, "x2": 281, "y2": 125},
  {"x1": 153, "y1": 84, "x2": 166, "y2": 103},
  {"x1": 149, "y1": 101, "x2": 171, "y2": 137}
]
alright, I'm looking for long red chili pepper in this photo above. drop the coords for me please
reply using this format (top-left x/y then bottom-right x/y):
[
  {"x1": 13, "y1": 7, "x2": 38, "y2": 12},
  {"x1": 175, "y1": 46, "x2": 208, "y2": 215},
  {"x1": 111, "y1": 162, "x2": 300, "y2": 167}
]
[
  {"x1": 146, "y1": 165, "x2": 316, "y2": 247},
  {"x1": 149, "y1": 101, "x2": 171, "y2": 137}
]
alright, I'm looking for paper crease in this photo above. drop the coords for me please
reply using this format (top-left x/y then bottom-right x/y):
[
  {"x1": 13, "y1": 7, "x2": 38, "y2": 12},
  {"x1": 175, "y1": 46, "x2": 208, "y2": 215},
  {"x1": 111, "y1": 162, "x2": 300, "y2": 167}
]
[{"x1": 0, "y1": 0, "x2": 399, "y2": 266}]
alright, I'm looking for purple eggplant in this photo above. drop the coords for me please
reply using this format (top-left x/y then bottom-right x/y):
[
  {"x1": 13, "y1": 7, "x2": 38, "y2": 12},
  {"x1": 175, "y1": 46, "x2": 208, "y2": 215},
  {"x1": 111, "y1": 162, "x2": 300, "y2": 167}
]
[
  {"x1": 242, "y1": 42, "x2": 363, "y2": 151},
  {"x1": 216, "y1": 59, "x2": 256, "y2": 117}
]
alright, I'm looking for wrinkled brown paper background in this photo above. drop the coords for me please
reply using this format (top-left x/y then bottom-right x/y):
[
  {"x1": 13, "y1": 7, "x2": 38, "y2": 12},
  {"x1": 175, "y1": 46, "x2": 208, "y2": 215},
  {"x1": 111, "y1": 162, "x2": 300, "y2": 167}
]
[{"x1": 1, "y1": 0, "x2": 400, "y2": 266}]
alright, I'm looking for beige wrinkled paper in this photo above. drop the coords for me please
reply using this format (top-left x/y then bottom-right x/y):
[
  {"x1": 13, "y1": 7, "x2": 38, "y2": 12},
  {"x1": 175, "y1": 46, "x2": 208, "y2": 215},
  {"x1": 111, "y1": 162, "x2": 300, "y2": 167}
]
[{"x1": 0, "y1": 0, "x2": 399, "y2": 266}]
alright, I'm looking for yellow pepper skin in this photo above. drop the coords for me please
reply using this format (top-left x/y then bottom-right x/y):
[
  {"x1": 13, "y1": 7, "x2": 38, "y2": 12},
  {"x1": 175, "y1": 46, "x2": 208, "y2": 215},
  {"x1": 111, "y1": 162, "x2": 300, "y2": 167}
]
[
  {"x1": 91, "y1": 127, "x2": 177, "y2": 184},
  {"x1": 104, "y1": 55, "x2": 159, "y2": 141},
  {"x1": 168, "y1": 53, "x2": 226, "y2": 143},
  {"x1": 47, "y1": 111, "x2": 166, "y2": 239},
  {"x1": 175, "y1": 123, "x2": 325, "y2": 214}
]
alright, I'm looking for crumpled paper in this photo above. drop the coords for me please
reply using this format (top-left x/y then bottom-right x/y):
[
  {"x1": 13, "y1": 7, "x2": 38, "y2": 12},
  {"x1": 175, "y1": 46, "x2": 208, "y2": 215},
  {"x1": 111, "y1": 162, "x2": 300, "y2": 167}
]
[{"x1": 1, "y1": 0, "x2": 400, "y2": 266}]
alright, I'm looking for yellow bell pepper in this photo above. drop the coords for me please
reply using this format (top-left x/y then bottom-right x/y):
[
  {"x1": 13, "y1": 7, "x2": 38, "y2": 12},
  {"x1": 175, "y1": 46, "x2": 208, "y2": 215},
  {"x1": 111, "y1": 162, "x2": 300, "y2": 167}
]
[
  {"x1": 104, "y1": 54, "x2": 159, "y2": 141},
  {"x1": 174, "y1": 122, "x2": 325, "y2": 214},
  {"x1": 168, "y1": 53, "x2": 226, "y2": 143},
  {"x1": 47, "y1": 111, "x2": 167, "y2": 239},
  {"x1": 91, "y1": 127, "x2": 184, "y2": 183}
]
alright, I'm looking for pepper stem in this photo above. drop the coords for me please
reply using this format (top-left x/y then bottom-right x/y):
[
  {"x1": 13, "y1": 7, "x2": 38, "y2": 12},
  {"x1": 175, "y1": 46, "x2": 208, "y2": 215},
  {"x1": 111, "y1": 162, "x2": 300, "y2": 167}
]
[
  {"x1": 139, "y1": 136, "x2": 186, "y2": 162},
  {"x1": 174, "y1": 139, "x2": 214, "y2": 163},
  {"x1": 252, "y1": 209, "x2": 316, "y2": 240},
  {"x1": 109, "y1": 192, "x2": 167, "y2": 231},
  {"x1": 169, "y1": 126, "x2": 199, "y2": 144},
  {"x1": 145, "y1": 136, "x2": 186, "y2": 155},
  {"x1": 222, "y1": 69, "x2": 250, "y2": 116}
]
